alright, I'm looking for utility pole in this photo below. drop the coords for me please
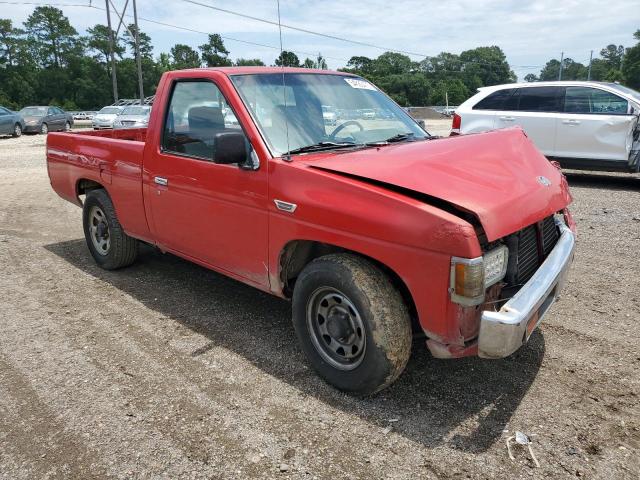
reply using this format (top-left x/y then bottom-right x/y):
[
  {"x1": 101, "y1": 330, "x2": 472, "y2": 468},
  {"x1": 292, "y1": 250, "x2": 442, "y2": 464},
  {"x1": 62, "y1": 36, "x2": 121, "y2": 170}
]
[
  {"x1": 132, "y1": 0, "x2": 144, "y2": 103},
  {"x1": 587, "y1": 50, "x2": 593, "y2": 80},
  {"x1": 558, "y1": 51, "x2": 564, "y2": 81},
  {"x1": 105, "y1": 0, "x2": 118, "y2": 102}
]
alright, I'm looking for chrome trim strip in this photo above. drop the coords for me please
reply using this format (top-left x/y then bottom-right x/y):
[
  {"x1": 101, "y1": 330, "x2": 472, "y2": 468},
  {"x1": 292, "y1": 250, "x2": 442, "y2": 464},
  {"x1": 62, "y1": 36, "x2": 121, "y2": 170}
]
[
  {"x1": 478, "y1": 220, "x2": 575, "y2": 359},
  {"x1": 154, "y1": 176, "x2": 168, "y2": 186}
]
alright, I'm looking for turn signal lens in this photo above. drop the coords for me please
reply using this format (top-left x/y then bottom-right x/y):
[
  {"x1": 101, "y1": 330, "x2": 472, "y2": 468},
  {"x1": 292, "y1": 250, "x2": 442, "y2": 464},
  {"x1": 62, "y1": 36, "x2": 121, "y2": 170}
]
[
  {"x1": 450, "y1": 257, "x2": 485, "y2": 306},
  {"x1": 454, "y1": 262, "x2": 484, "y2": 298},
  {"x1": 450, "y1": 245, "x2": 508, "y2": 306}
]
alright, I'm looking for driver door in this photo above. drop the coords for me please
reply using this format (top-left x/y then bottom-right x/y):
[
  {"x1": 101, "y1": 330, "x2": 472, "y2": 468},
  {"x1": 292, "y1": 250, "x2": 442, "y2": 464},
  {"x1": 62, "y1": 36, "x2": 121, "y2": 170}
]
[{"x1": 143, "y1": 79, "x2": 270, "y2": 288}]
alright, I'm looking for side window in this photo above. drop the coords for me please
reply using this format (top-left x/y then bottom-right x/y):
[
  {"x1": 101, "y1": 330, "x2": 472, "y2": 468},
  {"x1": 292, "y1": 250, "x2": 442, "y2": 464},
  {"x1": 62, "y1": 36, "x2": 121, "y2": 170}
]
[
  {"x1": 518, "y1": 87, "x2": 563, "y2": 113},
  {"x1": 565, "y1": 87, "x2": 628, "y2": 115},
  {"x1": 473, "y1": 89, "x2": 516, "y2": 110},
  {"x1": 162, "y1": 80, "x2": 245, "y2": 160},
  {"x1": 47, "y1": 107, "x2": 55, "y2": 116},
  {"x1": 55, "y1": 107, "x2": 64, "y2": 114}
]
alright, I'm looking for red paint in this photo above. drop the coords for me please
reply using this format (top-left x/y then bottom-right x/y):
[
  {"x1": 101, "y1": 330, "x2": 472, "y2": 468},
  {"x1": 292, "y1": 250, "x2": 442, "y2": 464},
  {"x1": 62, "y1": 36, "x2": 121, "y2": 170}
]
[{"x1": 46, "y1": 68, "x2": 574, "y2": 355}]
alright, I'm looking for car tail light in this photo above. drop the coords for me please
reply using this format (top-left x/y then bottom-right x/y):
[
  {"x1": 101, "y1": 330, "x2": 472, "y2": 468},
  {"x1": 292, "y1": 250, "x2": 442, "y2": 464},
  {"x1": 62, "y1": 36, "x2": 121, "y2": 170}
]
[{"x1": 450, "y1": 113, "x2": 461, "y2": 135}]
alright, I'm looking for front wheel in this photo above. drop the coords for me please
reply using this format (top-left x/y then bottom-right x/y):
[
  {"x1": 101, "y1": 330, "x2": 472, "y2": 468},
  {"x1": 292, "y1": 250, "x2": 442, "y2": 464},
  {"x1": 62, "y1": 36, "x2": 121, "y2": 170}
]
[
  {"x1": 82, "y1": 189, "x2": 138, "y2": 270},
  {"x1": 292, "y1": 254, "x2": 412, "y2": 395},
  {"x1": 64, "y1": 121, "x2": 71, "y2": 132},
  {"x1": 40, "y1": 123, "x2": 48, "y2": 134},
  {"x1": 12, "y1": 123, "x2": 22, "y2": 137}
]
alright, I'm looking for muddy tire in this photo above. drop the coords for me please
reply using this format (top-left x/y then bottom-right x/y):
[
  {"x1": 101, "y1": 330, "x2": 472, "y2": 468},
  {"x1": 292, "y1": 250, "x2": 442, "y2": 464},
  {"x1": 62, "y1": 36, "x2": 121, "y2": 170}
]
[
  {"x1": 292, "y1": 254, "x2": 412, "y2": 395},
  {"x1": 82, "y1": 189, "x2": 138, "y2": 270}
]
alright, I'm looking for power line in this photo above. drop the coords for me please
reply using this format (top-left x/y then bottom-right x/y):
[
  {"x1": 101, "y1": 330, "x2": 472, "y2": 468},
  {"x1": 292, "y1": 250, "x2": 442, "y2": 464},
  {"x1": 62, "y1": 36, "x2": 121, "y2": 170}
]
[
  {"x1": 180, "y1": 0, "x2": 430, "y2": 58},
  {"x1": 1, "y1": 0, "x2": 549, "y2": 70}
]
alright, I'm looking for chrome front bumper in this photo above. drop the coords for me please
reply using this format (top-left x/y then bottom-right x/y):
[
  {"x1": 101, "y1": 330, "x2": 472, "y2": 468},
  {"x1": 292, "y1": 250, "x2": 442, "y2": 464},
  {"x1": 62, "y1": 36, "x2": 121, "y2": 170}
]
[{"x1": 478, "y1": 220, "x2": 576, "y2": 359}]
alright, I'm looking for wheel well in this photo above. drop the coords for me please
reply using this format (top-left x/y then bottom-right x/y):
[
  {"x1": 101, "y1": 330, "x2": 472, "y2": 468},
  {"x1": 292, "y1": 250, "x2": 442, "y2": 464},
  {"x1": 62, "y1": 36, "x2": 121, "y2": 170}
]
[
  {"x1": 279, "y1": 240, "x2": 419, "y2": 330},
  {"x1": 76, "y1": 179, "x2": 104, "y2": 201}
]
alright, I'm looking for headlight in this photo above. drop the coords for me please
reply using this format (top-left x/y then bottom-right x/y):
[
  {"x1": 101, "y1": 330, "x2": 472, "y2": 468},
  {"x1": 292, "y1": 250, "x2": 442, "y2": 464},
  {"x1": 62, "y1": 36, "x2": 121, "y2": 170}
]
[
  {"x1": 483, "y1": 245, "x2": 508, "y2": 288},
  {"x1": 450, "y1": 245, "x2": 508, "y2": 306}
]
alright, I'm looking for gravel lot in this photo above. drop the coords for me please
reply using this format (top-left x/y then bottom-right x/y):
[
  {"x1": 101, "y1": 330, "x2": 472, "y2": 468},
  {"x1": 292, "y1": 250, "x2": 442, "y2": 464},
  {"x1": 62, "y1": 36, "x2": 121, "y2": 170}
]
[{"x1": 1, "y1": 122, "x2": 639, "y2": 479}]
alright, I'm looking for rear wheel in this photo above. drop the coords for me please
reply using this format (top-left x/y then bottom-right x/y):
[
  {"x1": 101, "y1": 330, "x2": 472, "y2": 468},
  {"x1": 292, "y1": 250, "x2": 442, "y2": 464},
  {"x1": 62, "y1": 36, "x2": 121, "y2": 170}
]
[
  {"x1": 82, "y1": 189, "x2": 138, "y2": 270},
  {"x1": 40, "y1": 123, "x2": 48, "y2": 134},
  {"x1": 64, "y1": 121, "x2": 71, "y2": 132},
  {"x1": 12, "y1": 123, "x2": 22, "y2": 137},
  {"x1": 292, "y1": 254, "x2": 412, "y2": 395}
]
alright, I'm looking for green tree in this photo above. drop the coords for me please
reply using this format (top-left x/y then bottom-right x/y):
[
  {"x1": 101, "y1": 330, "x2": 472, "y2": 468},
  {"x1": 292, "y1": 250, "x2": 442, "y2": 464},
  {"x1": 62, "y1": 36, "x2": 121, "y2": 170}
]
[
  {"x1": 235, "y1": 58, "x2": 265, "y2": 66},
  {"x1": 199, "y1": 34, "x2": 231, "y2": 67},
  {"x1": 123, "y1": 24, "x2": 153, "y2": 59},
  {"x1": 315, "y1": 53, "x2": 327, "y2": 70},
  {"x1": 371, "y1": 52, "x2": 414, "y2": 76},
  {"x1": 0, "y1": 19, "x2": 25, "y2": 67},
  {"x1": 524, "y1": 73, "x2": 538, "y2": 82},
  {"x1": 344, "y1": 55, "x2": 373, "y2": 75},
  {"x1": 23, "y1": 6, "x2": 81, "y2": 67},
  {"x1": 539, "y1": 59, "x2": 561, "y2": 80},
  {"x1": 86, "y1": 24, "x2": 124, "y2": 64},
  {"x1": 459, "y1": 46, "x2": 515, "y2": 86},
  {"x1": 600, "y1": 44, "x2": 625, "y2": 70},
  {"x1": 622, "y1": 30, "x2": 640, "y2": 89},
  {"x1": 170, "y1": 44, "x2": 200, "y2": 69},
  {"x1": 275, "y1": 50, "x2": 300, "y2": 67},
  {"x1": 302, "y1": 57, "x2": 315, "y2": 68}
]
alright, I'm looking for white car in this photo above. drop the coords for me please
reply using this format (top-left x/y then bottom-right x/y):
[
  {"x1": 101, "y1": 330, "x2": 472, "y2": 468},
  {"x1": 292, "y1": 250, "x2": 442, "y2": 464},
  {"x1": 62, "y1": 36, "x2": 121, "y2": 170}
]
[
  {"x1": 113, "y1": 105, "x2": 152, "y2": 129},
  {"x1": 453, "y1": 81, "x2": 640, "y2": 172},
  {"x1": 92, "y1": 106, "x2": 125, "y2": 130}
]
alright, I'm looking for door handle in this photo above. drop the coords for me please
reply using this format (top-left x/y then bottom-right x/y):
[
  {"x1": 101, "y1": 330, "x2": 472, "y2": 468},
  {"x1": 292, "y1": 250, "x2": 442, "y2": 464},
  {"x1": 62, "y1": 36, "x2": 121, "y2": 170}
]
[
  {"x1": 499, "y1": 116, "x2": 515, "y2": 121},
  {"x1": 562, "y1": 119, "x2": 581, "y2": 125},
  {"x1": 154, "y1": 176, "x2": 168, "y2": 186}
]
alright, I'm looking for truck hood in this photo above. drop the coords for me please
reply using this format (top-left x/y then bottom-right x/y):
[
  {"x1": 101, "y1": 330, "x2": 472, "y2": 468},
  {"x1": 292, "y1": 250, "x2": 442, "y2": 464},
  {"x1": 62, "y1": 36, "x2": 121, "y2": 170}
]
[{"x1": 301, "y1": 128, "x2": 572, "y2": 241}]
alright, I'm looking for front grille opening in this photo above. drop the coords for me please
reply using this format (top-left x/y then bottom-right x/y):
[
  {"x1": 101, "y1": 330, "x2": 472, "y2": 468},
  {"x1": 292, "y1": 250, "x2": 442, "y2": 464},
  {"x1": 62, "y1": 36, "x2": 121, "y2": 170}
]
[{"x1": 500, "y1": 215, "x2": 560, "y2": 300}]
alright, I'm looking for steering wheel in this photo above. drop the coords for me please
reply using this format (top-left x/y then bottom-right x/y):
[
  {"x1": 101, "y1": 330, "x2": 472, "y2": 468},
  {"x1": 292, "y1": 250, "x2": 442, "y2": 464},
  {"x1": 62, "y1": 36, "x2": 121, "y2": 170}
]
[{"x1": 329, "y1": 120, "x2": 364, "y2": 140}]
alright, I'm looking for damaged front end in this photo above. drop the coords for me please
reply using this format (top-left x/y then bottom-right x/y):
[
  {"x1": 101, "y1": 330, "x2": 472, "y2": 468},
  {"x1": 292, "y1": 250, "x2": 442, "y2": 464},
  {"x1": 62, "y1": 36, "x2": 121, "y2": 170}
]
[{"x1": 427, "y1": 210, "x2": 576, "y2": 359}]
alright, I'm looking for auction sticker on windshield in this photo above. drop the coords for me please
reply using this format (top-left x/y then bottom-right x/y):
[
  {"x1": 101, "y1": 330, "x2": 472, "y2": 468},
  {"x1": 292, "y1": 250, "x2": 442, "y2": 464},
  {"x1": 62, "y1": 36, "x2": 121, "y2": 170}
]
[{"x1": 344, "y1": 78, "x2": 377, "y2": 90}]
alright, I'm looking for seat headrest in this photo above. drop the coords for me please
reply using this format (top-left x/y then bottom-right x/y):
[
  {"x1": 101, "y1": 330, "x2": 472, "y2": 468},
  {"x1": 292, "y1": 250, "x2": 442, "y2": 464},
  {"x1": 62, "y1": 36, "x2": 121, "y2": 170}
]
[{"x1": 189, "y1": 106, "x2": 225, "y2": 131}]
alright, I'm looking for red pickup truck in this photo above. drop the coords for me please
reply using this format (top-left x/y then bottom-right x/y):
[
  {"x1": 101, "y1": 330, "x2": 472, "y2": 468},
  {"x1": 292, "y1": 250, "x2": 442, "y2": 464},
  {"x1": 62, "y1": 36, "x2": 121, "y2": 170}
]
[{"x1": 47, "y1": 67, "x2": 576, "y2": 394}]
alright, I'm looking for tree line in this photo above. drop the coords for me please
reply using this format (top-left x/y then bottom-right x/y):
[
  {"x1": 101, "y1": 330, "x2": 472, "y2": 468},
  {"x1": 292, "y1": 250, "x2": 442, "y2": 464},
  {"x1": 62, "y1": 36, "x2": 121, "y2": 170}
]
[{"x1": 0, "y1": 6, "x2": 638, "y2": 110}]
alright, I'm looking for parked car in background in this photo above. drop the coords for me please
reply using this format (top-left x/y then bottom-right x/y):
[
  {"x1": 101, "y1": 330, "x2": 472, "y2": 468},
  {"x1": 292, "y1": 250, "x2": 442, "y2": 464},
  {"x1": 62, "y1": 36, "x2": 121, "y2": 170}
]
[
  {"x1": 113, "y1": 105, "x2": 152, "y2": 129},
  {"x1": 321, "y1": 105, "x2": 337, "y2": 125},
  {"x1": 92, "y1": 106, "x2": 124, "y2": 129},
  {"x1": 453, "y1": 81, "x2": 640, "y2": 172},
  {"x1": 19, "y1": 106, "x2": 73, "y2": 134},
  {"x1": 360, "y1": 108, "x2": 376, "y2": 119},
  {"x1": 0, "y1": 106, "x2": 25, "y2": 137},
  {"x1": 73, "y1": 111, "x2": 91, "y2": 120}
]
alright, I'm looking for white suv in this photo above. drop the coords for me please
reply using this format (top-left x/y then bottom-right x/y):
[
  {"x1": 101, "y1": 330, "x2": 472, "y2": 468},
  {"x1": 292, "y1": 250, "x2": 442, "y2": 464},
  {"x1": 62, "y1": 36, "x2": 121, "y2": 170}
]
[{"x1": 453, "y1": 81, "x2": 640, "y2": 173}]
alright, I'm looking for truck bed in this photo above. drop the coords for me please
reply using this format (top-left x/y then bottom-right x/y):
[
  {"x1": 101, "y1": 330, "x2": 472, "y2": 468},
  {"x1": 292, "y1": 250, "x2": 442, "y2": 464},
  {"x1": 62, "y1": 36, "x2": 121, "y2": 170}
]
[{"x1": 46, "y1": 127, "x2": 152, "y2": 242}]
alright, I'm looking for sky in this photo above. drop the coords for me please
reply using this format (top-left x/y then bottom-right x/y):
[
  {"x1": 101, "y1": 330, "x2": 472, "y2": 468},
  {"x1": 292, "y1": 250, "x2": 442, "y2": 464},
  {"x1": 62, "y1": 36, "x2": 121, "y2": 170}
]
[{"x1": 1, "y1": 0, "x2": 638, "y2": 80}]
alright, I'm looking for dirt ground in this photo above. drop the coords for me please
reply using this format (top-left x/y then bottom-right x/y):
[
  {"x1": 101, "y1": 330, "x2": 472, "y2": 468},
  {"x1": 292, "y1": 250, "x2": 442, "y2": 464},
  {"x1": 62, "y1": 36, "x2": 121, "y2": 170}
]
[{"x1": 0, "y1": 121, "x2": 639, "y2": 479}]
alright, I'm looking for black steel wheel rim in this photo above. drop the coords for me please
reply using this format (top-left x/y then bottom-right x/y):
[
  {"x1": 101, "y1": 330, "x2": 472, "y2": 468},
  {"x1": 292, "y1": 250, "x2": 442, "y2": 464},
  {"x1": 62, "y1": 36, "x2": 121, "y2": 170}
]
[{"x1": 306, "y1": 287, "x2": 366, "y2": 371}]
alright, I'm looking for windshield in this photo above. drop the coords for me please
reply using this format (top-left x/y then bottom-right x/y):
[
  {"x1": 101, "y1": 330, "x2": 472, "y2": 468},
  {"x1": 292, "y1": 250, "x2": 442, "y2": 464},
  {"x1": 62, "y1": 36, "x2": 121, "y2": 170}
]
[
  {"x1": 607, "y1": 83, "x2": 640, "y2": 104},
  {"x1": 231, "y1": 73, "x2": 428, "y2": 155},
  {"x1": 20, "y1": 107, "x2": 47, "y2": 117},
  {"x1": 99, "y1": 107, "x2": 122, "y2": 115}
]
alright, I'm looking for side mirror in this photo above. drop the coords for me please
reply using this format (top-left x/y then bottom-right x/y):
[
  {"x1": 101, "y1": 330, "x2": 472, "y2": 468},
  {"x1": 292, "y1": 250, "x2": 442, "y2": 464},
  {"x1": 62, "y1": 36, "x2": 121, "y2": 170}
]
[{"x1": 213, "y1": 131, "x2": 249, "y2": 166}]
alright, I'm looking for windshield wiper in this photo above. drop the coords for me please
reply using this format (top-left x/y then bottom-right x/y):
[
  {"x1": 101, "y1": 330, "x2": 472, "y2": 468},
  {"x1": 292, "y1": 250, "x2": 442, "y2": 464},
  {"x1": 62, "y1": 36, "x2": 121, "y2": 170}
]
[
  {"x1": 285, "y1": 141, "x2": 358, "y2": 155},
  {"x1": 365, "y1": 132, "x2": 416, "y2": 146}
]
